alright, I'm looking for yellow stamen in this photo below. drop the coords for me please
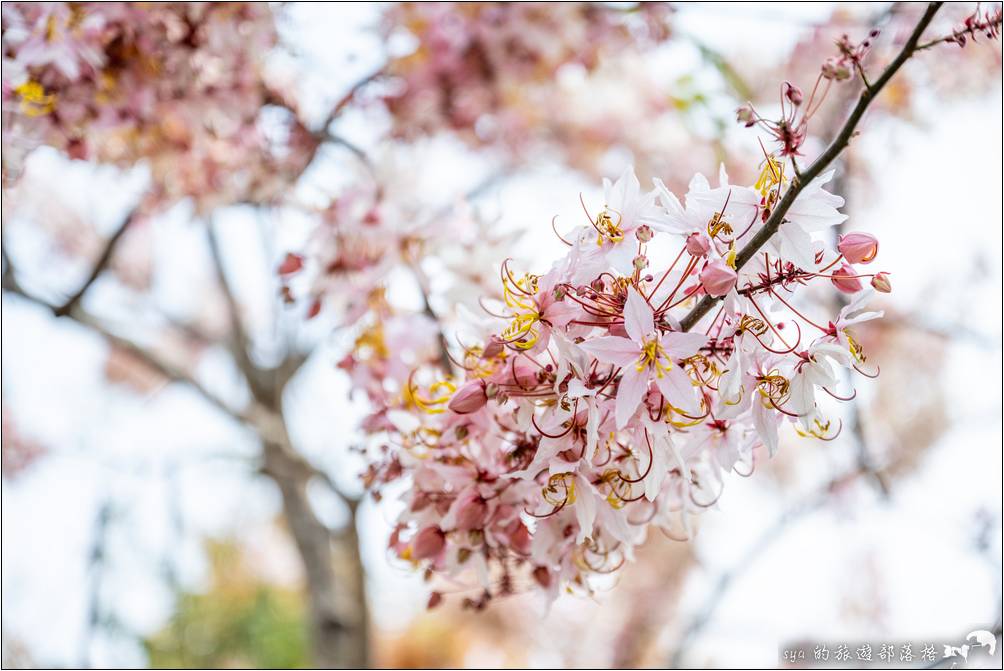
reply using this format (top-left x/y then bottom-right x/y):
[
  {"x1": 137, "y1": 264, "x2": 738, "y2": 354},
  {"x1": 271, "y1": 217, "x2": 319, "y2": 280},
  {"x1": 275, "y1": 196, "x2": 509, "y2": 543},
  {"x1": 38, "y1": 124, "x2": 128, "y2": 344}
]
[
  {"x1": 796, "y1": 417, "x2": 836, "y2": 440},
  {"x1": 406, "y1": 376, "x2": 458, "y2": 414},
  {"x1": 754, "y1": 155, "x2": 787, "y2": 199},
  {"x1": 738, "y1": 314, "x2": 769, "y2": 336},
  {"x1": 14, "y1": 81, "x2": 56, "y2": 117},
  {"x1": 354, "y1": 325, "x2": 389, "y2": 360},
  {"x1": 707, "y1": 212, "x2": 733, "y2": 240},
  {"x1": 595, "y1": 209, "x2": 624, "y2": 245},
  {"x1": 757, "y1": 370, "x2": 790, "y2": 406},
  {"x1": 542, "y1": 473, "x2": 576, "y2": 507},
  {"x1": 637, "y1": 337, "x2": 674, "y2": 378},
  {"x1": 501, "y1": 271, "x2": 542, "y2": 349},
  {"x1": 845, "y1": 330, "x2": 866, "y2": 364}
]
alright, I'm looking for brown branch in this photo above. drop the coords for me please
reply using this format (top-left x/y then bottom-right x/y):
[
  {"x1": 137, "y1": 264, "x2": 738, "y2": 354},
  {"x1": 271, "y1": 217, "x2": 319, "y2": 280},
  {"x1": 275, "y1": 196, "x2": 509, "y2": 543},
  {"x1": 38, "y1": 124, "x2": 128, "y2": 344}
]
[
  {"x1": 316, "y1": 67, "x2": 384, "y2": 138},
  {"x1": 206, "y1": 220, "x2": 268, "y2": 398},
  {"x1": 679, "y1": 2, "x2": 944, "y2": 333},
  {"x1": 410, "y1": 261, "x2": 454, "y2": 373},
  {"x1": 914, "y1": 6, "x2": 1002, "y2": 52},
  {"x1": 5, "y1": 268, "x2": 253, "y2": 424},
  {"x1": 4, "y1": 262, "x2": 358, "y2": 506},
  {"x1": 54, "y1": 204, "x2": 143, "y2": 317}
]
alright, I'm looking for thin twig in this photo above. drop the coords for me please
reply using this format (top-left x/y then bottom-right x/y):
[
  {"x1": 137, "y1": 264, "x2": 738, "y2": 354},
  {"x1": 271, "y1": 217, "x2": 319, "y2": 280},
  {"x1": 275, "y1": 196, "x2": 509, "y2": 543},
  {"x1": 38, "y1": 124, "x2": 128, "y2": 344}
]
[
  {"x1": 679, "y1": 2, "x2": 944, "y2": 333},
  {"x1": 315, "y1": 67, "x2": 384, "y2": 138},
  {"x1": 207, "y1": 218, "x2": 262, "y2": 394},
  {"x1": 55, "y1": 204, "x2": 143, "y2": 317}
]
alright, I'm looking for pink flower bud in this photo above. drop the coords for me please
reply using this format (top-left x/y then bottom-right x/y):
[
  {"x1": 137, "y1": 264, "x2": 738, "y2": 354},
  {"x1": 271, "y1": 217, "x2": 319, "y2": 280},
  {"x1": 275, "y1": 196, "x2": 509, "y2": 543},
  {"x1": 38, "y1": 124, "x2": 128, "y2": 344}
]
[
  {"x1": 491, "y1": 359, "x2": 539, "y2": 388},
  {"x1": 736, "y1": 103, "x2": 756, "y2": 127},
  {"x1": 448, "y1": 381, "x2": 487, "y2": 414},
  {"x1": 822, "y1": 59, "x2": 851, "y2": 81},
  {"x1": 837, "y1": 232, "x2": 879, "y2": 264},
  {"x1": 635, "y1": 225, "x2": 653, "y2": 243},
  {"x1": 783, "y1": 81, "x2": 803, "y2": 106},
  {"x1": 411, "y1": 525, "x2": 446, "y2": 560},
  {"x1": 831, "y1": 262, "x2": 863, "y2": 293},
  {"x1": 507, "y1": 520, "x2": 532, "y2": 555},
  {"x1": 482, "y1": 336, "x2": 504, "y2": 359},
  {"x1": 632, "y1": 255, "x2": 649, "y2": 271},
  {"x1": 278, "y1": 252, "x2": 304, "y2": 276},
  {"x1": 699, "y1": 259, "x2": 737, "y2": 297},
  {"x1": 686, "y1": 233, "x2": 711, "y2": 257},
  {"x1": 870, "y1": 272, "x2": 892, "y2": 293},
  {"x1": 455, "y1": 495, "x2": 489, "y2": 531}
]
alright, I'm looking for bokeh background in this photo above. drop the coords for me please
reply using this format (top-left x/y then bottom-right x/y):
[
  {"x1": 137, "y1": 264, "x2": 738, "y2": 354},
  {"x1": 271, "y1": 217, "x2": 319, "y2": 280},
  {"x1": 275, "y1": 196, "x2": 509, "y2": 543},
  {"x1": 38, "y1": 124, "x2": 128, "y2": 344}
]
[{"x1": 2, "y1": 2, "x2": 1002, "y2": 668}]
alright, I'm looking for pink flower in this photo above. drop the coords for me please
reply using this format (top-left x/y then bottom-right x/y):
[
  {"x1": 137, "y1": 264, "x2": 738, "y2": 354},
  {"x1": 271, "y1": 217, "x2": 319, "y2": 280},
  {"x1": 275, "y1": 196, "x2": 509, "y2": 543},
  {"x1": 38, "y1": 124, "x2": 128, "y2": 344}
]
[
  {"x1": 831, "y1": 262, "x2": 864, "y2": 293},
  {"x1": 686, "y1": 232, "x2": 711, "y2": 257},
  {"x1": 579, "y1": 288, "x2": 706, "y2": 426},
  {"x1": 699, "y1": 259, "x2": 738, "y2": 297},
  {"x1": 838, "y1": 232, "x2": 879, "y2": 264},
  {"x1": 411, "y1": 526, "x2": 446, "y2": 560},
  {"x1": 454, "y1": 495, "x2": 489, "y2": 530},
  {"x1": 449, "y1": 381, "x2": 488, "y2": 414}
]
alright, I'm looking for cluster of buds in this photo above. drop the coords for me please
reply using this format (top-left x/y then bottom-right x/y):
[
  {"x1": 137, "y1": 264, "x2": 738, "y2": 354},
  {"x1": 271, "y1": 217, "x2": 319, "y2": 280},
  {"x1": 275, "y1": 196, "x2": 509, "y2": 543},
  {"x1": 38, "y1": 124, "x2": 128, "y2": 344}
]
[
  {"x1": 945, "y1": 5, "x2": 1003, "y2": 47},
  {"x1": 822, "y1": 29, "x2": 880, "y2": 81},
  {"x1": 735, "y1": 78, "x2": 825, "y2": 157},
  {"x1": 362, "y1": 159, "x2": 888, "y2": 608},
  {"x1": 735, "y1": 22, "x2": 890, "y2": 158}
]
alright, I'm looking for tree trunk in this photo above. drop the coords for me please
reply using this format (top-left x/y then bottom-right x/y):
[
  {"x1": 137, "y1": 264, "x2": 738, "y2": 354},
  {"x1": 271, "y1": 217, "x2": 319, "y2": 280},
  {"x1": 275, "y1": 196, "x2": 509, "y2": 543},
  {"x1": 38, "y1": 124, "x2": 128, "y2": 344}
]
[{"x1": 263, "y1": 430, "x2": 369, "y2": 668}]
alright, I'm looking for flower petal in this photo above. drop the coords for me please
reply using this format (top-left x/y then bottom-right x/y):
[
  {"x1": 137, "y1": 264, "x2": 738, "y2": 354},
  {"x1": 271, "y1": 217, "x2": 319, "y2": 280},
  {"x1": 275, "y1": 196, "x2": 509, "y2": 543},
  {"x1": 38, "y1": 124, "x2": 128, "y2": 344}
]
[
  {"x1": 623, "y1": 287, "x2": 654, "y2": 343},
  {"x1": 579, "y1": 336, "x2": 639, "y2": 367},
  {"x1": 660, "y1": 331, "x2": 708, "y2": 359},
  {"x1": 655, "y1": 364, "x2": 699, "y2": 415},
  {"x1": 615, "y1": 365, "x2": 649, "y2": 428}
]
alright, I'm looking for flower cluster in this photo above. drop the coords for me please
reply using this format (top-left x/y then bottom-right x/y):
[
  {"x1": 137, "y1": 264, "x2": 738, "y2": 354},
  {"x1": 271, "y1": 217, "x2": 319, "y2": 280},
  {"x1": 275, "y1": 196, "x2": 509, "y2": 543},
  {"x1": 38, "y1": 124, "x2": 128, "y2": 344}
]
[
  {"x1": 380, "y1": 3, "x2": 671, "y2": 150},
  {"x1": 1, "y1": 3, "x2": 313, "y2": 208},
  {"x1": 363, "y1": 159, "x2": 888, "y2": 607}
]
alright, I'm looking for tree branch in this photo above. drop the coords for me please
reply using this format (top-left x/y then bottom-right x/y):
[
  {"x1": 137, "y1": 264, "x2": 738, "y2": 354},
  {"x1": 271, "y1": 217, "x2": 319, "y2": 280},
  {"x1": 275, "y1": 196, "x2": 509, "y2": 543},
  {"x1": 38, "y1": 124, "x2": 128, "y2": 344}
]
[
  {"x1": 206, "y1": 219, "x2": 266, "y2": 397},
  {"x1": 679, "y1": 2, "x2": 943, "y2": 332},
  {"x1": 315, "y1": 67, "x2": 384, "y2": 139},
  {"x1": 54, "y1": 204, "x2": 143, "y2": 317}
]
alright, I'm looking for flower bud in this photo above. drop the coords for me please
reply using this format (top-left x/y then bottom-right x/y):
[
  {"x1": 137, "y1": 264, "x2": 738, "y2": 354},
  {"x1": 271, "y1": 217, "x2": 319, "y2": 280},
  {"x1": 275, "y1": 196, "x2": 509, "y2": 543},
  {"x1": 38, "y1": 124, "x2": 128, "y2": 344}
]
[
  {"x1": 870, "y1": 272, "x2": 892, "y2": 293},
  {"x1": 455, "y1": 495, "x2": 489, "y2": 531},
  {"x1": 686, "y1": 232, "x2": 711, "y2": 257},
  {"x1": 633, "y1": 255, "x2": 649, "y2": 271},
  {"x1": 821, "y1": 59, "x2": 851, "y2": 81},
  {"x1": 482, "y1": 336, "x2": 504, "y2": 359},
  {"x1": 837, "y1": 232, "x2": 879, "y2": 264},
  {"x1": 411, "y1": 526, "x2": 446, "y2": 560},
  {"x1": 278, "y1": 252, "x2": 304, "y2": 276},
  {"x1": 831, "y1": 262, "x2": 863, "y2": 293},
  {"x1": 448, "y1": 381, "x2": 488, "y2": 414},
  {"x1": 783, "y1": 81, "x2": 803, "y2": 106},
  {"x1": 736, "y1": 103, "x2": 756, "y2": 127},
  {"x1": 635, "y1": 225, "x2": 654, "y2": 243},
  {"x1": 507, "y1": 520, "x2": 532, "y2": 554},
  {"x1": 699, "y1": 259, "x2": 738, "y2": 297}
]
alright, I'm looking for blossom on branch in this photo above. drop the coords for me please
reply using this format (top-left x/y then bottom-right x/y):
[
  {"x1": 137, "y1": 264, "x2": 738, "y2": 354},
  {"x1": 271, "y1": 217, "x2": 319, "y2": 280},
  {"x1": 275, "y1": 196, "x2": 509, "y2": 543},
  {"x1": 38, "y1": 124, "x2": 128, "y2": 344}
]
[{"x1": 362, "y1": 159, "x2": 889, "y2": 608}]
